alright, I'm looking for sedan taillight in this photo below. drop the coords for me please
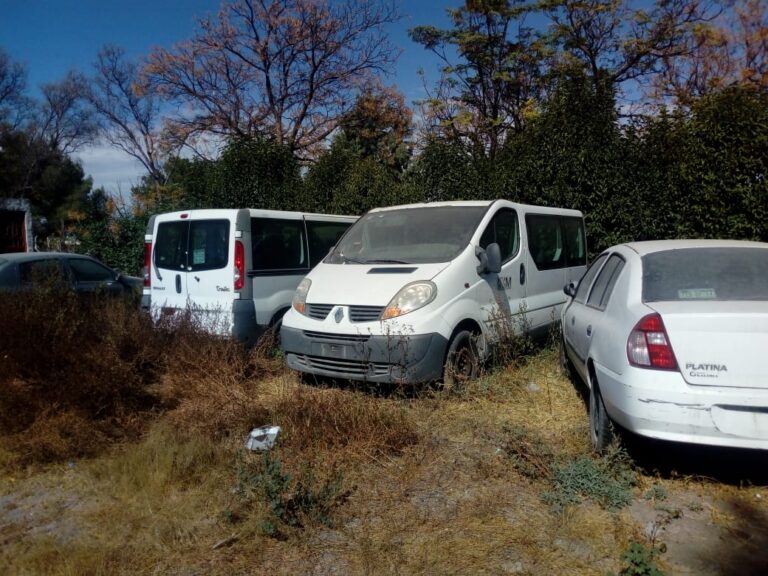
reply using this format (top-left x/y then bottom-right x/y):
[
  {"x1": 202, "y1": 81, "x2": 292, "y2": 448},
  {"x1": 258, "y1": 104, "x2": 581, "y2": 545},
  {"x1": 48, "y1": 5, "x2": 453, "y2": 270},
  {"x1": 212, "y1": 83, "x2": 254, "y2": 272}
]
[{"x1": 627, "y1": 313, "x2": 678, "y2": 370}]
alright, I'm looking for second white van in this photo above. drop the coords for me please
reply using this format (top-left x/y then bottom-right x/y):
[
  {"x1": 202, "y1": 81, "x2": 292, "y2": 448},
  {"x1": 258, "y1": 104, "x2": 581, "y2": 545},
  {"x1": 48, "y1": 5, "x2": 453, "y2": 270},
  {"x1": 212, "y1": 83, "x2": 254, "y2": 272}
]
[
  {"x1": 142, "y1": 208, "x2": 356, "y2": 345},
  {"x1": 280, "y1": 200, "x2": 587, "y2": 384}
]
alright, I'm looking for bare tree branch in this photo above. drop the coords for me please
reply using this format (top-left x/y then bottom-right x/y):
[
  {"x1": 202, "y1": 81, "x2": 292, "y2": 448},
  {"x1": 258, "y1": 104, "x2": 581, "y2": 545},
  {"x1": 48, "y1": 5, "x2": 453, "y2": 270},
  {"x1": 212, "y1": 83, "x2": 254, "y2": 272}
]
[
  {"x1": 145, "y1": 0, "x2": 400, "y2": 160},
  {"x1": 87, "y1": 46, "x2": 170, "y2": 184}
]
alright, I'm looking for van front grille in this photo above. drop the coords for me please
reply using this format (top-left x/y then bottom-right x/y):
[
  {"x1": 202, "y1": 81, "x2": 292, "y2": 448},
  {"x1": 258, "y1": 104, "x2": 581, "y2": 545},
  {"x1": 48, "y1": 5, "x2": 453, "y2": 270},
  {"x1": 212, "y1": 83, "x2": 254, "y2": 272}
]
[
  {"x1": 293, "y1": 354, "x2": 391, "y2": 378},
  {"x1": 306, "y1": 303, "x2": 333, "y2": 320},
  {"x1": 305, "y1": 304, "x2": 384, "y2": 322},
  {"x1": 303, "y1": 331, "x2": 370, "y2": 343},
  {"x1": 349, "y1": 305, "x2": 385, "y2": 322}
]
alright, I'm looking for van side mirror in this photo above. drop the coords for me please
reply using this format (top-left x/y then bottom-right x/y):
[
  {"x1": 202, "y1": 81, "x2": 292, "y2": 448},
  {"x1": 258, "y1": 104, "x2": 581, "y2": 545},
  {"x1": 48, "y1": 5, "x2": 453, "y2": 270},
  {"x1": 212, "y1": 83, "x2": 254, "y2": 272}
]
[
  {"x1": 476, "y1": 243, "x2": 502, "y2": 275},
  {"x1": 564, "y1": 282, "x2": 577, "y2": 298}
]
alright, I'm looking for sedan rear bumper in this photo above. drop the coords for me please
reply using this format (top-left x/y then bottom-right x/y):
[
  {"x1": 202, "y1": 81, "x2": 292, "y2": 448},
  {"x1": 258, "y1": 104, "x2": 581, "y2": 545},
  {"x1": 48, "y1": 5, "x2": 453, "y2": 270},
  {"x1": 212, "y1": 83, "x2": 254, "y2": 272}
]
[{"x1": 595, "y1": 362, "x2": 768, "y2": 450}]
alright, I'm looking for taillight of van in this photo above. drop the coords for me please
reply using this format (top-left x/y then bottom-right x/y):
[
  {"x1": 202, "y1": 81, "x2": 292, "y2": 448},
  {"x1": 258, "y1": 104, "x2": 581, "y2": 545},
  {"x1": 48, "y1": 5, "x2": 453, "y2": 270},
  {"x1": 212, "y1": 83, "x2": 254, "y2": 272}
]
[
  {"x1": 234, "y1": 240, "x2": 245, "y2": 290},
  {"x1": 143, "y1": 242, "x2": 152, "y2": 287}
]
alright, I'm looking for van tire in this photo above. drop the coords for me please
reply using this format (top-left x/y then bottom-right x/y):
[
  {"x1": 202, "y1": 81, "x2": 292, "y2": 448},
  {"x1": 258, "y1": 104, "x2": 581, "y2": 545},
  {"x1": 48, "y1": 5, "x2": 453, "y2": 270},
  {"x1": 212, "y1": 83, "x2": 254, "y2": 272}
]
[
  {"x1": 442, "y1": 330, "x2": 479, "y2": 393},
  {"x1": 589, "y1": 377, "x2": 613, "y2": 453}
]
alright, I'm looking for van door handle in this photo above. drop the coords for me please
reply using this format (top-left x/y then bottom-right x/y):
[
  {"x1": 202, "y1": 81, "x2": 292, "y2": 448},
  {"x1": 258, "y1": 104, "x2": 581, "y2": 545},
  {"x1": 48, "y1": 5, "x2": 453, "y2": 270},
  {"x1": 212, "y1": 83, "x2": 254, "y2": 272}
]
[
  {"x1": 586, "y1": 325, "x2": 592, "y2": 337},
  {"x1": 519, "y1": 263, "x2": 526, "y2": 285},
  {"x1": 175, "y1": 274, "x2": 181, "y2": 294}
]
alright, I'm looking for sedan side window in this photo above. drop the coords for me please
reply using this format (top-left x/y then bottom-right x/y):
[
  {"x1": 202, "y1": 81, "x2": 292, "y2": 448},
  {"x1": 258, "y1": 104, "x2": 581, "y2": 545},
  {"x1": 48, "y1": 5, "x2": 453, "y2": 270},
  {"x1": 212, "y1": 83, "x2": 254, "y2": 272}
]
[
  {"x1": 587, "y1": 254, "x2": 625, "y2": 310},
  {"x1": 19, "y1": 259, "x2": 66, "y2": 287},
  {"x1": 574, "y1": 253, "x2": 607, "y2": 304},
  {"x1": 68, "y1": 258, "x2": 116, "y2": 282}
]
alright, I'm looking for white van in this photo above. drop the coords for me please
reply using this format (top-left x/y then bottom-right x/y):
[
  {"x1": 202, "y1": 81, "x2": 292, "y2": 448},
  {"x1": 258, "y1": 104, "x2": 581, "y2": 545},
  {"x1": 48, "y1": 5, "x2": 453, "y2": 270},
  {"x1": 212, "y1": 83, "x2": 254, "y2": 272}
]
[
  {"x1": 142, "y1": 209, "x2": 356, "y2": 345},
  {"x1": 280, "y1": 200, "x2": 587, "y2": 384}
]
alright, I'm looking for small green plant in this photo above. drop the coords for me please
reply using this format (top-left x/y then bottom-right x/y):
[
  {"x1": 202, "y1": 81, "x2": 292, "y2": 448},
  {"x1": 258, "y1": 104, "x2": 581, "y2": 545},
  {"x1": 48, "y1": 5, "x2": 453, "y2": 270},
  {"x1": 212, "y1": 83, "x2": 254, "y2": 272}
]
[
  {"x1": 236, "y1": 450, "x2": 346, "y2": 537},
  {"x1": 618, "y1": 542, "x2": 666, "y2": 576},
  {"x1": 644, "y1": 484, "x2": 668, "y2": 502},
  {"x1": 542, "y1": 445, "x2": 636, "y2": 512}
]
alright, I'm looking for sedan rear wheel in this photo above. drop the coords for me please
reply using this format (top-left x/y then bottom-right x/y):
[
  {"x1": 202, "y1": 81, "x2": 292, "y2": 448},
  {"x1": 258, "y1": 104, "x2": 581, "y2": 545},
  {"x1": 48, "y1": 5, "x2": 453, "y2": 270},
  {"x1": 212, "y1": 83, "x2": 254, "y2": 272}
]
[{"x1": 589, "y1": 377, "x2": 613, "y2": 453}]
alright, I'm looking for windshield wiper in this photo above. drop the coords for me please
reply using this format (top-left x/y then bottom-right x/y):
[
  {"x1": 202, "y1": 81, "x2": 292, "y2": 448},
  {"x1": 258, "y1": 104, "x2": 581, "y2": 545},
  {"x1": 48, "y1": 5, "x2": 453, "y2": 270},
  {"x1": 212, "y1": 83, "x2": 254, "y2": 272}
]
[
  {"x1": 364, "y1": 259, "x2": 411, "y2": 264},
  {"x1": 338, "y1": 253, "x2": 368, "y2": 264}
]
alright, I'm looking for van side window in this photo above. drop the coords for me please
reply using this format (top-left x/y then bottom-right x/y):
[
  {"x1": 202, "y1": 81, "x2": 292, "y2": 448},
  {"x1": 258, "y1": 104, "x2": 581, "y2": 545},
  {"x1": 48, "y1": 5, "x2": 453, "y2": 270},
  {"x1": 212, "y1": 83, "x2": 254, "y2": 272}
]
[
  {"x1": 525, "y1": 214, "x2": 565, "y2": 270},
  {"x1": 479, "y1": 209, "x2": 520, "y2": 263},
  {"x1": 251, "y1": 218, "x2": 308, "y2": 271},
  {"x1": 563, "y1": 217, "x2": 586, "y2": 267},
  {"x1": 189, "y1": 220, "x2": 230, "y2": 271},
  {"x1": 306, "y1": 221, "x2": 351, "y2": 267}
]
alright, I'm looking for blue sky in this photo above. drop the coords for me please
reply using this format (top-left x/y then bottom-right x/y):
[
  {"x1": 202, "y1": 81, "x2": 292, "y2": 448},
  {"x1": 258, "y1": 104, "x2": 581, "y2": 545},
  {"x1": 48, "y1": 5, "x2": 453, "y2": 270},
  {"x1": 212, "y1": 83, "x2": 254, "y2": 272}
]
[{"x1": 0, "y1": 0, "x2": 460, "y2": 193}]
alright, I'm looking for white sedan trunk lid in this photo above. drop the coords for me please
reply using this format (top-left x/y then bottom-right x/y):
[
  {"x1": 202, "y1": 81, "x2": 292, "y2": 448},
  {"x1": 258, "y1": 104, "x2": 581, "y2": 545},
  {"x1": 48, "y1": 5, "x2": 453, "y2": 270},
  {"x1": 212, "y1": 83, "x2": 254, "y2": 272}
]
[{"x1": 650, "y1": 301, "x2": 768, "y2": 389}]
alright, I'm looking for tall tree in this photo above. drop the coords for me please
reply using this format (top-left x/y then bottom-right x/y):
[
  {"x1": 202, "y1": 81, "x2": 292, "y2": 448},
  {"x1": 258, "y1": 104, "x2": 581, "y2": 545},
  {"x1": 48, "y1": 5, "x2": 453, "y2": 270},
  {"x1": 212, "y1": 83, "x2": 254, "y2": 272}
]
[
  {"x1": 338, "y1": 84, "x2": 412, "y2": 171},
  {"x1": 410, "y1": 0, "x2": 543, "y2": 159},
  {"x1": 541, "y1": 0, "x2": 717, "y2": 100},
  {"x1": 0, "y1": 49, "x2": 31, "y2": 128},
  {"x1": 145, "y1": 0, "x2": 399, "y2": 160},
  {"x1": 653, "y1": 0, "x2": 768, "y2": 105},
  {"x1": 87, "y1": 46, "x2": 168, "y2": 184},
  {"x1": 35, "y1": 71, "x2": 98, "y2": 155}
]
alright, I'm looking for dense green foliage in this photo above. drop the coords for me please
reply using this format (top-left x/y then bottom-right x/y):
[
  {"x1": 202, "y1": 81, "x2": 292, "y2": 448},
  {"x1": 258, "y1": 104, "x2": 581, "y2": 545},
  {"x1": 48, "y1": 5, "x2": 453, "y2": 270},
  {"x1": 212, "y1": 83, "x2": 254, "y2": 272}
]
[{"x1": 87, "y1": 82, "x2": 767, "y2": 273}]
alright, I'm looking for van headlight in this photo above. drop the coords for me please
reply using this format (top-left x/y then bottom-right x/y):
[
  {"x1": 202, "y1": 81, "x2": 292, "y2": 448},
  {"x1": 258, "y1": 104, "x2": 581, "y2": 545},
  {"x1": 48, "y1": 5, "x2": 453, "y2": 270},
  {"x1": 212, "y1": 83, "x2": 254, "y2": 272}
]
[
  {"x1": 293, "y1": 278, "x2": 311, "y2": 315},
  {"x1": 382, "y1": 281, "x2": 437, "y2": 320}
]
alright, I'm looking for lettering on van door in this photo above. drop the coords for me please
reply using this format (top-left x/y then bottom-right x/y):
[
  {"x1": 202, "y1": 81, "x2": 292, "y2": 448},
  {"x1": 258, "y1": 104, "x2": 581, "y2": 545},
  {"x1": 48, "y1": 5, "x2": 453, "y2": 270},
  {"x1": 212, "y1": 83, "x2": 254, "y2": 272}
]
[{"x1": 497, "y1": 276, "x2": 513, "y2": 290}]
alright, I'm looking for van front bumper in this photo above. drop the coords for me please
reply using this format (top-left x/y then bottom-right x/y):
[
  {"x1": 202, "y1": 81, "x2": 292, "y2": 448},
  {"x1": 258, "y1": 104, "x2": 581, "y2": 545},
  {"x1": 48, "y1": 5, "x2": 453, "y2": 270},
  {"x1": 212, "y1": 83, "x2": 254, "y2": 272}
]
[{"x1": 281, "y1": 326, "x2": 448, "y2": 384}]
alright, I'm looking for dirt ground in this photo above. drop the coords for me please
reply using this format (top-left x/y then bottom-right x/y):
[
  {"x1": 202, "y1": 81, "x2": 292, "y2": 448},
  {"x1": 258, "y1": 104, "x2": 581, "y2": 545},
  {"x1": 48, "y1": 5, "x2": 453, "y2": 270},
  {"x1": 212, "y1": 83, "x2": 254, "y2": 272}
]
[
  {"x1": 2, "y1": 354, "x2": 767, "y2": 575},
  {"x1": 3, "y1": 440, "x2": 767, "y2": 575}
]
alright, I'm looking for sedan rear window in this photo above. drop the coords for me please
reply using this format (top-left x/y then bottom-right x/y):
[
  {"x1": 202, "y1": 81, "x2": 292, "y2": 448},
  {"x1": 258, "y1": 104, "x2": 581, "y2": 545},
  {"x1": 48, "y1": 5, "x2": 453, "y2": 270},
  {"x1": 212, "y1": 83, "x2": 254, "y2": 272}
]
[{"x1": 643, "y1": 247, "x2": 768, "y2": 302}]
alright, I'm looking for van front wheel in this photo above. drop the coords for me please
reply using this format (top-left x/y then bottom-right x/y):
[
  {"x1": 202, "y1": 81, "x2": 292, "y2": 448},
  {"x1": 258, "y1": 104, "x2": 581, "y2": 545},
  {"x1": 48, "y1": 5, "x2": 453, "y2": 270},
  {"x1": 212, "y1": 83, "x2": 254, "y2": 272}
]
[{"x1": 442, "y1": 330, "x2": 479, "y2": 392}]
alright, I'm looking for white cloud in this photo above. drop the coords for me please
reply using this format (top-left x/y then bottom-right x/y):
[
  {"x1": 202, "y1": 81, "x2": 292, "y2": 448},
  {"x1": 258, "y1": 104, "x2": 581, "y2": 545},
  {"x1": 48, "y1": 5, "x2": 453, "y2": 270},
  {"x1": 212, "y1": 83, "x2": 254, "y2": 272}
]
[{"x1": 74, "y1": 145, "x2": 146, "y2": 195}]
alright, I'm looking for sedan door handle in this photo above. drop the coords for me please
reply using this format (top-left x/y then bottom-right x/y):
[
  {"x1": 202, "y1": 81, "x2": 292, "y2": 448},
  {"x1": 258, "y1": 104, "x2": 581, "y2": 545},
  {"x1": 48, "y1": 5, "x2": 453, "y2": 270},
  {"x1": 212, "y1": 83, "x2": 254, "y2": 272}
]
[{"x1": 586, "y1": 325, "x2": 592, "y2": 337}]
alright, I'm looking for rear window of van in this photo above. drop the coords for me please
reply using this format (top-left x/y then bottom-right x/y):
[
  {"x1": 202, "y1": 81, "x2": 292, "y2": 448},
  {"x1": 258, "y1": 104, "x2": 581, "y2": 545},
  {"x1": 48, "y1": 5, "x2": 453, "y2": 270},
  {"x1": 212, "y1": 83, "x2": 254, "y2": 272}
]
[{"x1": 155, "y1": 220, "x2": 230, "y2": 272}]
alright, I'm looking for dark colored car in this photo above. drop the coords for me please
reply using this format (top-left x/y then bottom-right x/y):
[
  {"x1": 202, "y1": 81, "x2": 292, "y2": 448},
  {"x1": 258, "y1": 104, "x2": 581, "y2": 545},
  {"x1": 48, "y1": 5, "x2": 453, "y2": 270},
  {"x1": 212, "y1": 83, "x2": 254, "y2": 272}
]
[{"x1": 0, "y1": 252, "x2": 142, "y2": 296}]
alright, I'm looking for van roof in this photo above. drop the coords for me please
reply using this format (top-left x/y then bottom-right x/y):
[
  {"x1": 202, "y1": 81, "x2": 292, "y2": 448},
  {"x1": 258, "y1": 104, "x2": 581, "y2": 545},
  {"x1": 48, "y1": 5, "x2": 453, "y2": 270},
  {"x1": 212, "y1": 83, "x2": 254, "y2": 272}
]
[
  {"x1": 153, "y1": 208, "x2": 356, "y2": 220},
  {"x1": 368, "y1": 199, "x2": 583, "y2": 216}
]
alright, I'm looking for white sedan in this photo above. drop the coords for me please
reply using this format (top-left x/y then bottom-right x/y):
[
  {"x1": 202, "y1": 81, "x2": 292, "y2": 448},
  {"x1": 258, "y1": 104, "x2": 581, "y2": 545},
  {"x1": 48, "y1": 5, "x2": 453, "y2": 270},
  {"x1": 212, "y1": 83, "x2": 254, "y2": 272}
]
[{"x1": 561, "y1": 240, "x2": 768, "y2": 452}]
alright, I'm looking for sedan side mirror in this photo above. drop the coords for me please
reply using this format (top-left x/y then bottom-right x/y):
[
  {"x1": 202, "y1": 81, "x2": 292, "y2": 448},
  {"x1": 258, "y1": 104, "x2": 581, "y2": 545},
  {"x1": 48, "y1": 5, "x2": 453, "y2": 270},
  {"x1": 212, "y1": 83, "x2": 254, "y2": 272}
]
[{"x1": 563, "y1": 282, "x2": 577, "y2": 298}]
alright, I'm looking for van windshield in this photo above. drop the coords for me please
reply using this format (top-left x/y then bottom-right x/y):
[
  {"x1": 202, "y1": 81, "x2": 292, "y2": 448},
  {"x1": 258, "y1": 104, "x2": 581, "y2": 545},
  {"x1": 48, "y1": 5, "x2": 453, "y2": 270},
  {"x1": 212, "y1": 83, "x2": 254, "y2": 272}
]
[{"x1": 326, "y1": 206, "x2": 488, "y2": 264}]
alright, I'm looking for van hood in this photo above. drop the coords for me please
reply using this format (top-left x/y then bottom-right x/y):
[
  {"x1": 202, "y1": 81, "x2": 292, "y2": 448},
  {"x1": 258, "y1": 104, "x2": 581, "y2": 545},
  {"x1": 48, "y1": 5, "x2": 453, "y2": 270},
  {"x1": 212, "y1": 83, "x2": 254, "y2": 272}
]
[{"x1": 305, "y1": 262, "x2": 450, "y2": 306}]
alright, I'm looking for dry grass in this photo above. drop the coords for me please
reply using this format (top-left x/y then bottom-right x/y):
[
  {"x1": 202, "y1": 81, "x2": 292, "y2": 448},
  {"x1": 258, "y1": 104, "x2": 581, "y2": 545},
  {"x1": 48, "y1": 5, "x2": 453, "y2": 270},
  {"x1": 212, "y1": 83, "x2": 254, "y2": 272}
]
[{"x1": 2, "y1": 315, "x2": 764, "y2": 575}]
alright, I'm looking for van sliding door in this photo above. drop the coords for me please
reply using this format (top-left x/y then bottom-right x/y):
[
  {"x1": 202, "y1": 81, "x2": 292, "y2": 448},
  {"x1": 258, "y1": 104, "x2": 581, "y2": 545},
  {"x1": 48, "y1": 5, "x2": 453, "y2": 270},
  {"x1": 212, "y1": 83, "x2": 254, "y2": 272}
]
[
  {"x1": 524, "y1": 214, "x2": 587, "y2": 333},
  {"x1": 250, "y1": 216, "x2": 309, "y2": 326}
]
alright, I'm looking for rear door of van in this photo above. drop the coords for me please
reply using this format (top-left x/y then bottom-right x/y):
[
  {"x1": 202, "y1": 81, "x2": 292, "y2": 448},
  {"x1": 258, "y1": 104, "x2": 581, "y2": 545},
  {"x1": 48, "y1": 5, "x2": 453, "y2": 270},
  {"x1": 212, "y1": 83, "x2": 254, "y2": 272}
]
[
  {"x1": 184, "y1": 210, "x2": 242, "y2": 334},
  {"x1": 151, "y1": 210, "x2": 244, "y2": 333}
]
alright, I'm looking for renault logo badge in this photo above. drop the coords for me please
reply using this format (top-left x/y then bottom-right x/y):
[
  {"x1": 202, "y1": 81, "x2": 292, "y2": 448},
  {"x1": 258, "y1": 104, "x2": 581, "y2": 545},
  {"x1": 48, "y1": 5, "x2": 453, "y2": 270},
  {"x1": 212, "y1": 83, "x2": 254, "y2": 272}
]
[{"x1": 334, "y1": 307, "x2": 344, "y2": 323}]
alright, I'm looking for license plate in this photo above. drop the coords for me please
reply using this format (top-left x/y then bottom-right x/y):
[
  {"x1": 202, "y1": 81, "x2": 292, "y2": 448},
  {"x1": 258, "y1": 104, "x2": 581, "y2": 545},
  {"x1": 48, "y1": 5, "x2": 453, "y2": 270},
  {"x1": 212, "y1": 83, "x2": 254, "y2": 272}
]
[{"x1": 313, "y1": 342, "x2": 353, "y2": 359}]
